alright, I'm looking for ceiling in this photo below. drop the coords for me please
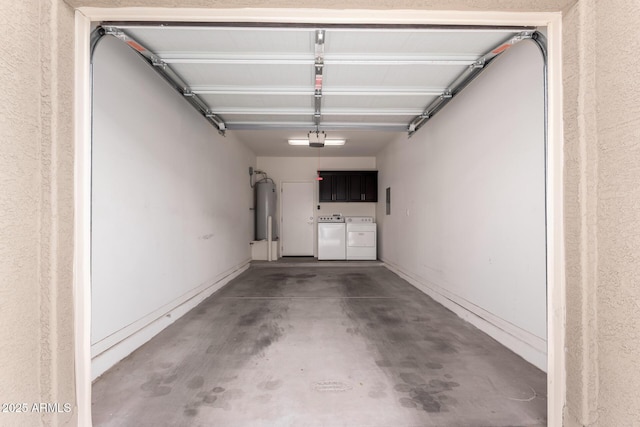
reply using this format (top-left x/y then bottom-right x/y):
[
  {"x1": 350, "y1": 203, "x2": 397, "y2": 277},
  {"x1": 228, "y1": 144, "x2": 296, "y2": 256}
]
[{"x1": 102, "y1": 24, "x2": 534, "y2": 157}]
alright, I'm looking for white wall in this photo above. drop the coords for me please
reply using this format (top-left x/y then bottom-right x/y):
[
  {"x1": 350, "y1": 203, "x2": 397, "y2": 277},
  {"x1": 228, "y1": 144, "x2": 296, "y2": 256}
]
[
  {"x1": 91, "y1": 37, "x2": 255, "y2": 378},
  {"x1": 376, "y1": 41, "x2": 547, "y2": 370},
  {"x1": 256, "y1": 157, "x2": 376, "y2": 256}
]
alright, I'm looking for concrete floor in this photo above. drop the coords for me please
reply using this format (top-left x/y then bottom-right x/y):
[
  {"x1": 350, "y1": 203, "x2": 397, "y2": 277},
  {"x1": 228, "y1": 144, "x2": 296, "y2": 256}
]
[{"x1": 92, "y1": 265, "x2": 546, "y2": 427}]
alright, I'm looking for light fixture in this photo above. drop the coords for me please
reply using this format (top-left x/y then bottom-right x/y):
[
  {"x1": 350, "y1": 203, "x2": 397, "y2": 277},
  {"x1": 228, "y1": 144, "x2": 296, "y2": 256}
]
[
  {"x1": 288, "y1": 131, "x2": 346, "y2": 147},
  {"x1": 287, "y1": 139, "x2": 346, "y2": 146}
]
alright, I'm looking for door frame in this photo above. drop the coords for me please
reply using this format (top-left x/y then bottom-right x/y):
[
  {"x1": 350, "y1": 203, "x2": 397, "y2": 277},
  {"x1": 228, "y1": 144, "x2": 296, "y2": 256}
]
[
  {"x1": 75, "y1": 8, "x2": 564, "y2": 426},
  {"x1": 280, "y1": 181, "x2": 316, "y2": 256}
]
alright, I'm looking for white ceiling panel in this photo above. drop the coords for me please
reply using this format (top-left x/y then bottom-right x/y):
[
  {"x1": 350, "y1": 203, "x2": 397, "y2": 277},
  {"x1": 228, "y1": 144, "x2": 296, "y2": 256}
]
[
  {"x1": 200, "y1": 94, "x2": 314, "y2": 110},
  {"x1": 323, "y1": 64, "x2": 468, "y2": 88},
  {"x1": 321, "y1": 114, "x2": 417, "y2": 125},
  {"x1": 222, "y1": 114, "x2": 315, "y2": 124},
  {"x1": 325, "y1": 29, "x2": 516, "y2": 56},
  {"x1": 170, "y1": 63, "x2": 314, "y2": 87},
  {"x1": 323, "y1": 94, "x2": 437, "y2": 110},
  {"x1": 122, "y1": 27, "x2": 315, "y2": 55}
]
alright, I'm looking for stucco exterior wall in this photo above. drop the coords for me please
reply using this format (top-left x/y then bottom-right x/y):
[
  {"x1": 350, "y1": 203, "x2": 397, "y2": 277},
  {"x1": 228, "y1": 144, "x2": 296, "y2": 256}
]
[
  {"x1": 563, "y1": 1, "x2": 640, "y2": 426},
  {"x1": 0, "y1": 0, "x2": 76, "y2": 426},
  {"x1": 593, "y1": 1, "x2": 640, "y2": 425},
  {"x1": 0, "y1": 4, "x2": 42, "y2": 426},
  {"x1": 562, "y1": 2, "x2": 599, "y2": 425},
  {"x1": 5, "y1": 0, "x2": 640, "y2": 425}
]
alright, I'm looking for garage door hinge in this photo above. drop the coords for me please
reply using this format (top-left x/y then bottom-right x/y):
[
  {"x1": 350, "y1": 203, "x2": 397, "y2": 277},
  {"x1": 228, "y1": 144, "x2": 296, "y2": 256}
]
[
  {"x1": 440, "y1": 90, "x2": 453, "y2": 99},
  {"x1": 151, "y1": 56, "x2": 166, "y2": 70},
  {"x1": 471, "y1": 58, "x2": 486, "y2": 69}
]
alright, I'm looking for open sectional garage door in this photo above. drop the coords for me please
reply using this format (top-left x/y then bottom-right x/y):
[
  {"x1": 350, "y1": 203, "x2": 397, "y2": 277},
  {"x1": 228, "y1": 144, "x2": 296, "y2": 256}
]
[{"x1": 94, "y1": 23, "x2": 544, "y2": 139}]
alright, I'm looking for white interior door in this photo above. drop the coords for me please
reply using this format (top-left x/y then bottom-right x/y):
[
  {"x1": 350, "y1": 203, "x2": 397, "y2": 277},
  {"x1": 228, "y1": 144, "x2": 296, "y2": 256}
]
[{"x1": 281, "y1": 182, "x2": 315, "y2": 256}]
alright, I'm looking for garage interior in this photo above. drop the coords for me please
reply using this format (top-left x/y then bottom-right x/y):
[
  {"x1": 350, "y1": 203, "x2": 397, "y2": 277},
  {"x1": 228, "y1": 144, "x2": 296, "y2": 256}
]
[{"x1": 90, "y1": 22, "x2": 547, "y2": 426}]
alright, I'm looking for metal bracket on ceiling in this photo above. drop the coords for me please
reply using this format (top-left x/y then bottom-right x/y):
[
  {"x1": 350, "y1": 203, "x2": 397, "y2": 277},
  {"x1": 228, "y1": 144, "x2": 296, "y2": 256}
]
[
  {"x1": 206, "y1": 111, "x2": 226, "y2": 131},
  {"x1": 407, "y1": 30, "x2": 536, "y2": 138},
  {"x1": 151, "y1": 57, "x2": 166, "y2": 69},
  {"x1": 97, "y1": 26, "x2": 227, "y2": 136},
  {"x1": 314, "y1": 29, "x2": 326, "y2": 128}
]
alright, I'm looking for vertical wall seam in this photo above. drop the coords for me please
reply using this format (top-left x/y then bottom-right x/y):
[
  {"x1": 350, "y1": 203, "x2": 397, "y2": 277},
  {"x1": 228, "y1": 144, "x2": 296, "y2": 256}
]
[
  {"x1": 36, "y1": 2, "x2": 45, "y2": 426},
  {"x1": 38, "y1": 0, "x2": 59, "y2": 425},
  {"x1": 50, "y1": 2, "x2": 60, "y2": 425},
  {"x1": 577, "y1": 0, "x2": 599, "y2": 424}
]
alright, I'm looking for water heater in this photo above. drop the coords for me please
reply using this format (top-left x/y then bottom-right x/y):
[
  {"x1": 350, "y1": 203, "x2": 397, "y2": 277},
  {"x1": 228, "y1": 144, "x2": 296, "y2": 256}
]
[{"x1": 255, "y1": 179, "x2": 277, "y2": 240}]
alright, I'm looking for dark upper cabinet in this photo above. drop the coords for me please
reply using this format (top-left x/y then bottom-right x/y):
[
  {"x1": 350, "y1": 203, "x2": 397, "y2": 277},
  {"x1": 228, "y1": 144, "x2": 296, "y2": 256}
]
[
  {"x1": 348, "y1": 174, "x2": 363, "y2": 201},
  {"x1": 318, "y1": 171, "x2": 378, "y2": 202},
  {"x1": 318, "y1": 174, "x2": 333, "y2": 202},
  {"x1": 363, "y1": 172, "x2": 378, "y2": 201},
  {"x1": 332, "y1": 174, "x2": 348, "y2": 202}
]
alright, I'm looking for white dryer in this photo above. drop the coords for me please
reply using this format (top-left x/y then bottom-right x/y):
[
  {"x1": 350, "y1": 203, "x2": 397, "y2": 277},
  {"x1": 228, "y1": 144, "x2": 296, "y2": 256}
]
[{"x1": 345, "y1": 216, "x2": 377, "y2": 260}]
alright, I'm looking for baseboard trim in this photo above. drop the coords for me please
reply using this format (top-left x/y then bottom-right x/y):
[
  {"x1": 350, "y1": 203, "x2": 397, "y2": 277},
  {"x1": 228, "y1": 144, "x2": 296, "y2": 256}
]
[
  {"x1": 91, "y1": 259, "x2": 250, "y2": 381},
  {"x1": 381, "y1": 259, "x2": 547, "y2": 372}
]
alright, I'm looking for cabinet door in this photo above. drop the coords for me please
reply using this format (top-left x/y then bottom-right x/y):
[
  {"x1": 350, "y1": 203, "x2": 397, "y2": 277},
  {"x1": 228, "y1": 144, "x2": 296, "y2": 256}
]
[
  {"x1": 348, "y1": 174, "x2": 363, "y2": 201},
  {"x1": 332, "y1": 174, "x2": 348, "y2": 201},
  {"x1": 318, "y1": 173, "x2": 333, "y2": 202},
  {"x1": 363, "y1": 172, "x2": 378, "y2": 202}
]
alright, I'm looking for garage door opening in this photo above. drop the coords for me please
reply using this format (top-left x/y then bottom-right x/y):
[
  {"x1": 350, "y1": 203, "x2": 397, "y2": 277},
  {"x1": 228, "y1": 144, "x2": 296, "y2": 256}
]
[{"x1": 76, "y1": 8, "x2": 564, "y2": 426}]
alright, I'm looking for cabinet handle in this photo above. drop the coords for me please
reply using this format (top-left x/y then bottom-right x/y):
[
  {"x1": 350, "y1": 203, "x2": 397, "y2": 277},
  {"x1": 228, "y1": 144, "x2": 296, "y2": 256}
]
[{"x1": 361, "y1": 193, "x2": 365, "y2": 201}]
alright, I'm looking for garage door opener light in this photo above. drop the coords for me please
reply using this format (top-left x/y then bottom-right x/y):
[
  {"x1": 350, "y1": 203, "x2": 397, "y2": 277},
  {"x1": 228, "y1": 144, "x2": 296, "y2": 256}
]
[{"x1": 288, "y1": 131, "x2": 345, "y2": 147}]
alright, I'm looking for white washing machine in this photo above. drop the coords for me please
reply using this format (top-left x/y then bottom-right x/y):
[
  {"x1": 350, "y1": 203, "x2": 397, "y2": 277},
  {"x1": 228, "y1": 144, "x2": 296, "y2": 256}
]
[
  {"x1": 317, "y1": 214, "x2": 346, "y2": 260},
  {"x1": 346, "y1": 216, "x2": 377, "y2": 260}
]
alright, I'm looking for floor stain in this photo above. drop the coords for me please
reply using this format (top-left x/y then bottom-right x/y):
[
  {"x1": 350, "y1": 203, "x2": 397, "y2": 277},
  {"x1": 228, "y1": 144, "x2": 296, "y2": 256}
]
[
  {"x1": 291, "y1": 273, "x2": 316, "y2": 279},
  {"x1": 371, "y1": 306, "x2": 403, "y2": 326},
  {"x1": 250, "y1": 322, "x2": 284, "y2": 356},
  {"x1": 238, "y1": 306, "x2": 271, "y2": 326},
  {"x1": 394, "y1": 376, "x2": 460, "y2": 413},
  {"x1": 425, "y1": 337, "x2": 458, "y2": 354},
  {"x1": 400, "y1": 360, "x2": 419, "y2": 368},
  {"x1": 186, "y1": 376, "x2": 204, "y2": 389},
  {"x1": 183, "y1": 407, "x2": 198, "y2": 417},
  {"x1": 163, "y1": 373, "x2": 178, "y2": 383},
  {"x1": 140, "y1": 373, "x2": 173, "y2": 397},
  {"x1": 399, "y1": 372, "x2": 426, "y2": 385}
]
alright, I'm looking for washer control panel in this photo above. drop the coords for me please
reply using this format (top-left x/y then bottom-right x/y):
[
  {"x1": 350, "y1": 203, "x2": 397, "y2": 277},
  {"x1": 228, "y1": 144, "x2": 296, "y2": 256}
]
[
  {"x1": 318, "y1": 214, "x2": 344, "y2": 223},
  {"x1": 345, "y1": 216, "x2": 374, "y2": 223}
]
